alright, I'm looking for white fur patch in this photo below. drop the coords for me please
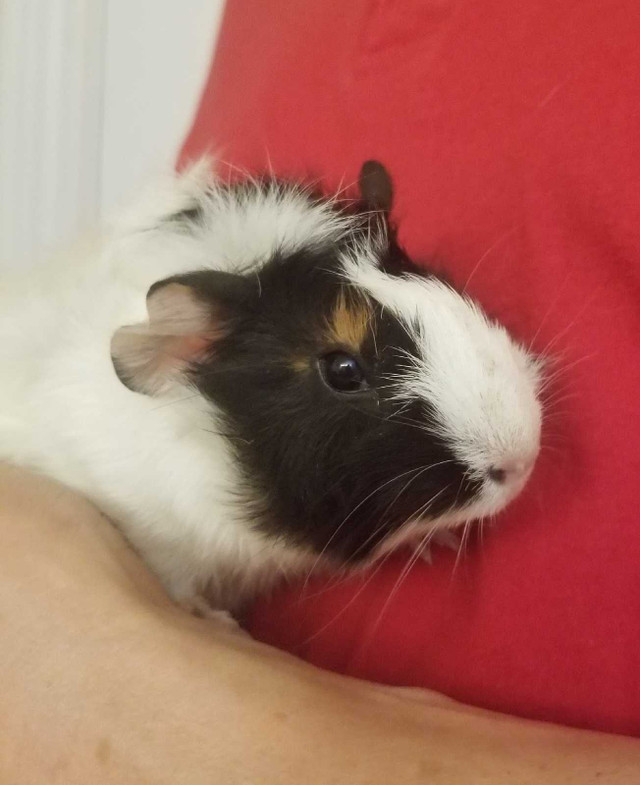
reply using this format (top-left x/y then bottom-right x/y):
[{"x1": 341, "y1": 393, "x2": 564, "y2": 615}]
[{"x1": 341, "y1": 246, "x2": 542, "y2": 521}]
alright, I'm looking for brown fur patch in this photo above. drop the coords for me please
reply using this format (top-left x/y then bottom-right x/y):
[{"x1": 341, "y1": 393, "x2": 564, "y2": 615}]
[
  {"x1": 290, "y1": 356, "x2": 311, "y2": 373},
  {"x1": 326, "y1": 291, "x2": 371, "y2": 351},
  {"x1": 289, "y1": 291, "x2": 371, "y2": 373}
]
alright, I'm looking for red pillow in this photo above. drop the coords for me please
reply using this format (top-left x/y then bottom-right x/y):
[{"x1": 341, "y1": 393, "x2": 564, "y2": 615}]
[{"x1": 180, "y1": 0, "x2": 640, "y2": 736}]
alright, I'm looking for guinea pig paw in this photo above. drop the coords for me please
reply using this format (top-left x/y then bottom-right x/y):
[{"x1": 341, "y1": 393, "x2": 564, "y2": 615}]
[
  {"x1": 418, "y1": 545, "x2": 433, "y2": 564},
  {"x1": 179, "y1": 594, "x2": 213, "y2": 618},
  {"x1": 431, "y1": 529, "x2": 461, "y2": 552},
  {"x1": 206, "y1": 609, "x2": 247, "y2": 635},
  {"x1": 181, "y1": 595, "x2": 245, "y2": 634}
]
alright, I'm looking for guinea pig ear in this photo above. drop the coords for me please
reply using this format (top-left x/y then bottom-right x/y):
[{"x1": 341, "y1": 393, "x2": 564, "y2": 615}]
[
  {"x1": 111, "y1": 271, "x2": 255, "y2": 396},
  {"x1": 358, "y1": 160, "x2": 394, "y2": 213}
]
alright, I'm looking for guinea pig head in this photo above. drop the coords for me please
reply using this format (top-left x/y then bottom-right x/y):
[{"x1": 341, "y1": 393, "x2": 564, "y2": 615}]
[{"x1": 111, "y1": 252, "x2": 541, "y2": 567}]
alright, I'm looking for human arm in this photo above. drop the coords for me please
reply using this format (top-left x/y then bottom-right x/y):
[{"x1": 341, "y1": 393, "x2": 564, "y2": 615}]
[{"x1": 1, "y1": 463, "x2": 638, "y2": 784}]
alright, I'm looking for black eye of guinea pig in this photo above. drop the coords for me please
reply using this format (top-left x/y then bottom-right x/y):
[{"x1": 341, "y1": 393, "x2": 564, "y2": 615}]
[{"x1": 319, "y1": 351, "x2": 369, "y2": 394}]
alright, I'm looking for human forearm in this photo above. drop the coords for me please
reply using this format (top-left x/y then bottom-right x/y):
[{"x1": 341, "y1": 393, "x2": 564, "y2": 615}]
[{"x1": 1, "y1": 464, "x2": 639, "y2": 784}]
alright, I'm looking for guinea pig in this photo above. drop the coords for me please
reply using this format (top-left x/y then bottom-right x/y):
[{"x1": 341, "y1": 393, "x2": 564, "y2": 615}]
[{"x1": 0, "y1": 159, "x2": 542, "y2": 615}]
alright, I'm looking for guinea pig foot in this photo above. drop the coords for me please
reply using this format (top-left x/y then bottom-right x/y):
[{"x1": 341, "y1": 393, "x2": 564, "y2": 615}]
[
  {"x1": 206, "y1": 609, "x2": 246, "y2": 634},
  {"x1": 180, "y1": 595, "x2": 242, "y2": 630},
  {"x1": 180, "y1": 594, "x2": 230, "y2": 623}
]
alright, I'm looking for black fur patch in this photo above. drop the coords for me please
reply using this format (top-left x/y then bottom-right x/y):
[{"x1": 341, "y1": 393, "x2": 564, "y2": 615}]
[{"x1": 187, "y1": 244, "x2": 481, "y2": 563}]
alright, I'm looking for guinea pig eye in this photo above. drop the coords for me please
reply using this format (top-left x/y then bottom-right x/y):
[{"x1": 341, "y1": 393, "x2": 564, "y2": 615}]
[{"x1": 319, "y1": 351, "x2": 368, "y2": 393}]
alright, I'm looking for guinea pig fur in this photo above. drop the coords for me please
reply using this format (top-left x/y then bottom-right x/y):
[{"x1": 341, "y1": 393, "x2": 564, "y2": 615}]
[{"x1": 0, "y1": 160, "x2": 542, "y2": 615}]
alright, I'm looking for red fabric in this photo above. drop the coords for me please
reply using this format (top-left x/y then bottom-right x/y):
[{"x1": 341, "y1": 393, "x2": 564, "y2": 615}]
[{"x1": 180, "y1": 0, "x2": 640, "y2": 736}]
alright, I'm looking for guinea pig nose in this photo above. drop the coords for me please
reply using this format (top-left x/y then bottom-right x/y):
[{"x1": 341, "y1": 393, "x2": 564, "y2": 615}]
[
  {"x1": 488, "y1": 457, "x2": 535, "y2": 484},
  {"x1": 488, "y1": 466, "x2": 507, "y2": 484}
]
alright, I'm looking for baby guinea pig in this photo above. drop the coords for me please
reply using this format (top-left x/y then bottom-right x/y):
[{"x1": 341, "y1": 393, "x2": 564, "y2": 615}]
[{"x1": 0, "y1": 160, "x2": 542, "y2": 615}]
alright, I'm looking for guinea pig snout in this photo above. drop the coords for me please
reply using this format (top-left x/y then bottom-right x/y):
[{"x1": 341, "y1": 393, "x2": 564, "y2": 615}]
[{"x1": 487, "y1": 454, "x2": 537, "y2": 485}]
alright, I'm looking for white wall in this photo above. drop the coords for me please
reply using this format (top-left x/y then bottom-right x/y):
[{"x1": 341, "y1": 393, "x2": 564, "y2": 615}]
[
  {"x1": 0, "y1": 0, "x2": 225, "y2": 270},
  {"x1": 101, "y1": 1, "x2": 224, "y2": 215}
]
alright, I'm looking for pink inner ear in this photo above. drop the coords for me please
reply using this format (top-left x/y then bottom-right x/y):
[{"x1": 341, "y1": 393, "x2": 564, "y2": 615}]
[
  {"x1": 147, "y1": 283, "x2": 213, "y2": 335},
  {"x1": 161, "y1": 333, "x2": 214, "y2": 366},
  {"x1": 111, "y1": 282, "x2": 227, "y2": 396},
  {"x1": 147, "y1": 282, "x2": 224, "y2": 373}
]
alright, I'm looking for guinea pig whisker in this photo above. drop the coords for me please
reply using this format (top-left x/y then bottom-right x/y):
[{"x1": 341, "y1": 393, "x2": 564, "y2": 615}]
[
  {"x1": 300, "y1": 540, "x2": 406, "y2": 643},
  {"x1": 390, "y1": 400, "x2": 413, "y2": 419},
  {"x1": 201, "y1": 427, "x2": 253, "y2": 446},
  {"x1": 217, "y1": 158, "x2": 254, "y2": 183},
  {"x1": 305, "y1": 467, "x2": 422, "y2": 568},
  {"x1": 528, "y1": 272, "x2": 574, "y2": 352},
  {"x1": 299, "y1": 564, "x2": 354, "y2": 601},
  {"x1": 532, "y1": 284, "x2": 604, "y2": 356},
  {"x1": 358, "y1": 407, "x2": 430, "y2": 434},
  {"x1": 452, "y1": 518, "x2": 474, "y2": 577},
  {"x1": 402, "y1": 485, "x2": 451, "y2": 531},
  {"x1": 449, "y1": 468, "x2": 471, "y2": 513},
  {"x1": 308, "y1": 443, "x2": 427, "y2": 508},
  {"x1": 300, "y1": 544, "x2": 391, "y2": 602},
  {"x1": 540, "y1": 372, "x2": 581, "y2": 392},
  {"x1": 318, "y1": 458, "x2": 451, "y2": 560},
  {"x1": 540, "y1": 413, "x2": 571, "y2": 427},
  {"x1": 541, "y1": 393, "x2": 581, "y2": 413},
  {"x1": 531, "y1": 276, "x2": 610, "y2": 357},
  {"x1": 370, "y1": 323, "x2": 379, "y2": 356},
  {"x1": 538, "y1": 353, "x2": 596, "y2": 392},
  {"x1": 386, "y1": 415, "x2": 429, "y2": 431},
  {"x1": 539, "y1": 443, "x2": 563, "y2": 456},
  {"x1": 462, "y1": 229, "x2": 514, "y2": 295},
  {"x1": 301, "y1": 464, "x2": 435, "y2": 589},
  {"x1": 542, "y1": 402, "x2": 579, "y2": 420},
  {"x1": 362, "y1": 504, "x2": 451, "y2": 644},
  {"x1": 347, "y1": 460, "x2": 457, "y2": 562},
  {"x1": 376, "y1": 536, "x2": 431, "y2": 613},
  {"x1": 540, "y1": 388, "x2": 580, "y2": 411},
  {"x1": 539, "y1": 372, "x2": 585, "y2": 399},
  {"x1": 478, "y1": 516, "x2": 486, "y2": 549},
  {"x1": 149, "y1": 393, "x2": 204, "y2": 411}
]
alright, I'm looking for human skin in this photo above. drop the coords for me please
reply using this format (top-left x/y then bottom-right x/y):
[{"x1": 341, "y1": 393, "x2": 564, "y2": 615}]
[{"x1": 1, "y1": 463, "x2": 639, "y2": 784}]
